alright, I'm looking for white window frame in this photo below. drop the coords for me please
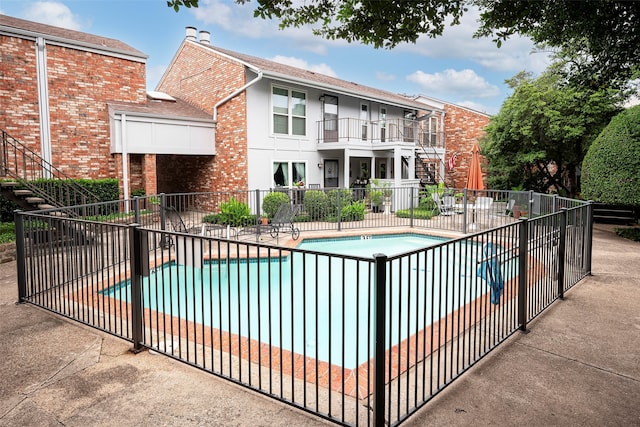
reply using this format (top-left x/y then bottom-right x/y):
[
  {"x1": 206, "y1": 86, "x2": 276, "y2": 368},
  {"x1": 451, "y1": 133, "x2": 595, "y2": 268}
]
[
  {"x1": 272, "y1": 160, "x2": 308, "y2": 187},
  {"x1": 271, "y1": 85, "x2": 307, "y2": 137}
]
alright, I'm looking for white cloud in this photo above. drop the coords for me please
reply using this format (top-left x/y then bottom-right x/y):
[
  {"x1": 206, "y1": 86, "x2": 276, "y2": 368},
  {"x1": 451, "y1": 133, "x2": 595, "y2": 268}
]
[
  {"x1": 191, "y1": 0, "x2": 337, "y2": 55},
  {"x1": 376, "y1": 71, "x2": 396, "y2": 82},
  {"x1": 454, "y1": 100, "x2": 496, "y2": 115},
  {"x1": 23, "y1": 1, "x2": 87, "y2": 31},
  {"x1": 400, "y1": 6, "x2": 550, "y2": 75},
  {"x1": 407, "y1": 69, "x2": 500, "y2": 98},
  {"x1": 270, "y1": 55, "x2": 337, "y2": 77}
]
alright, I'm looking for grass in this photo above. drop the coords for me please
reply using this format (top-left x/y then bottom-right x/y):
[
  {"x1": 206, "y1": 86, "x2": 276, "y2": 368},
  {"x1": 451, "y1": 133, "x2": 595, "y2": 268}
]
[{"x1": 395, "y1": 208, "x2": 438, "y2": 220}]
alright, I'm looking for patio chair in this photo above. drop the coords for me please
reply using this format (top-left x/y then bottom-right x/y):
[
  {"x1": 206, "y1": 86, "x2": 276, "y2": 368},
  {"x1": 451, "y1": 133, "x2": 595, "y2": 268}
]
[
  {"x1": 474, "y1": 196, "x2": 494, "y2": 227},
  {"x1": 497, "y1": 199, "x2": 516, "y2": 217},
  {"x1": 164, "y1": 206, "x2": 203, "y2": 235},
  {"x1": 269, "y1": 203, "x2": 300, "y2": 240},
  {"x1": 432, "y1": 193, "x2": 455, "y2": 216}
]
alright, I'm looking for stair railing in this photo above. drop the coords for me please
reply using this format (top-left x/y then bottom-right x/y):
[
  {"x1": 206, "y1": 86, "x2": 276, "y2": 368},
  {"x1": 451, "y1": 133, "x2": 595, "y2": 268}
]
[{"x1": 1, "y1": 129, "x2": 101, "y2": 210}]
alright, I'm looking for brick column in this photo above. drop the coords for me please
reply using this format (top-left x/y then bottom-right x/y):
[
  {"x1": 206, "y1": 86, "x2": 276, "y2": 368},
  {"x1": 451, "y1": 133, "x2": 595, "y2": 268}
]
[{"x1": 143, "y1": 154, "x2": 158, "y2": 195}]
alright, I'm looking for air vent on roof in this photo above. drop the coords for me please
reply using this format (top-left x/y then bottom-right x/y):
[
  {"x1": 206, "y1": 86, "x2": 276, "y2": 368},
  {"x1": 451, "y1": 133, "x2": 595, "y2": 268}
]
[
  {"x1": 199, "y1": 30, "x2": 210, "y2": 44},
  {"x1": 185, "y1": 26, "x2": 197, "y2": 40},
  {"x1": 147, "y1": 91, "x2": 176, "y2": 102}
]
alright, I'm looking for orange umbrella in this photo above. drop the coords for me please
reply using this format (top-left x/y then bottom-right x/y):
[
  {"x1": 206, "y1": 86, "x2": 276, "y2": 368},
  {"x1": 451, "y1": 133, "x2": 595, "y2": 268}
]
[{"x1": 466, "y1": 141, "x2": 485, "y2": 190}]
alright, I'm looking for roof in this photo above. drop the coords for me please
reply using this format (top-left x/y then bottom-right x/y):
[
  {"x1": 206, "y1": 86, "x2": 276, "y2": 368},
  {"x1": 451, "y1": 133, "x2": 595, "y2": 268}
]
[
  {"x1": 0, "y1": 14, "x2": 146, "y2": 60},
  {"x1": 196, "y1": 41, "x2": 427, "y2": 111},
  {"x1": 108, "y1": 93, "x2": 213, "y2": 122}
]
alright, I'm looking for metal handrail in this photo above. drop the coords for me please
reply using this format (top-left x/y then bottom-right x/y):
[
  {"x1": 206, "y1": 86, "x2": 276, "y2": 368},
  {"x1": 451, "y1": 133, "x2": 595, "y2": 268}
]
[{"x1": 1, "y1": 129, "x2": 101, "y2": 209}]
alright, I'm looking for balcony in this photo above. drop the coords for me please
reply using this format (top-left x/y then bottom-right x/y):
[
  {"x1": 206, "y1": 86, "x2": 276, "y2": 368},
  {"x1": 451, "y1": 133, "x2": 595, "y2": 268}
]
[{"x1": 316, "y1": 118, "x2": 444, "y2": 149}]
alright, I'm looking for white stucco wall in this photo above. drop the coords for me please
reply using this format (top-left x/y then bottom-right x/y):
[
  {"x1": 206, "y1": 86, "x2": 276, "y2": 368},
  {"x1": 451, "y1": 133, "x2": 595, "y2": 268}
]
[{"x1": 244, "y1": 75, "x2": 418, "y2": 191}]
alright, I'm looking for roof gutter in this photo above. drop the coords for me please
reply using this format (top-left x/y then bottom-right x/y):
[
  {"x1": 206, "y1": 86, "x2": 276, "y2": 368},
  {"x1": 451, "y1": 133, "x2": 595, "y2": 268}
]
[
  {"x1": 213, "y1": 67, "x2": 263, "y2": 123},
  {"x1": 260, "y1": 70, "x2": 423, "y2": 111}
]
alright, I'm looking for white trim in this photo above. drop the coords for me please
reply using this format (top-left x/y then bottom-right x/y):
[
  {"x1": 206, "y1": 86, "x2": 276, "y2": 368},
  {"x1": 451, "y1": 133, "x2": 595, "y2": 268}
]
[
  {"x1": 191, "y1": 41, "x2": 424, "y2": 111},
  {"x1": 271, "y1": 160, "x2": 308, "y2": 188},
  {"x1": 35, "y1": 36, "x2": 52, "y2": 176},
  {"x1": 121, "y1": 113, "x2": 129, "y2": 212},
  {"x1": 270, "y1": 84, "x2": 308, "y2": 137},
  {"x1": 0, "y1": 27, "x2": 147, "y2": 63}
]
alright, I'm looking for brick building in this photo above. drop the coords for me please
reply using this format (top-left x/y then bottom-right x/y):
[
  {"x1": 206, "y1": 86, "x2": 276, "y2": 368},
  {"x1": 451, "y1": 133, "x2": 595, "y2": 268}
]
[{"x1": 1, "y1": 15, "x2": 489, "y2": 204}]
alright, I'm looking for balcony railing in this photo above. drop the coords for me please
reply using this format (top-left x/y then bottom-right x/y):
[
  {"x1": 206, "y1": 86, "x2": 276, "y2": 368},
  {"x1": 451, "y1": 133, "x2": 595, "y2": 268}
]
[{"x1": 317, "y1": 118, "x2": 444, "y2": 148}]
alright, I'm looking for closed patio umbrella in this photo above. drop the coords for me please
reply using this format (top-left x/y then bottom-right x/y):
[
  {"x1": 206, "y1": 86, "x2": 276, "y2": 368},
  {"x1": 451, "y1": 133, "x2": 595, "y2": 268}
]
[{"x1": 465, "y1": 141, "x2": 485, "y2": 190}]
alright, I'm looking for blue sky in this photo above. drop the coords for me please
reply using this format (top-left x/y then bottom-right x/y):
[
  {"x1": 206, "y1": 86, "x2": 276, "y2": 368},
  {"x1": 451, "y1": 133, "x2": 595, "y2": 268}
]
[{"x1": 0, "y1": 0, "x2": 552, "y2": 114}]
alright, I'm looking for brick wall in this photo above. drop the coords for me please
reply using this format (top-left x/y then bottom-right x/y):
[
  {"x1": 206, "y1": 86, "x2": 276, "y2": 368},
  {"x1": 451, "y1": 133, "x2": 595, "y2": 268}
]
[
  {"x1": 0, "y1": 36, "x2": 41, "y2": 149},
  {"x1": 0, "y1": 34, "x2": 146, "y2": 184},
  {"x1": 157, "y1": 42, "x2": 248, "y2": 193},
  {"x1": 443, "y1": 104, "x2": 490, "y2": 189}
]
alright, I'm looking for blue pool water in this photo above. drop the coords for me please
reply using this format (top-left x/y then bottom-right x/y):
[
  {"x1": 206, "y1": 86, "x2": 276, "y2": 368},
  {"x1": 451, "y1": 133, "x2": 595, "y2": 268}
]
[{"x1": 104, "y1": 234, "x2": 501, "y2": 369}]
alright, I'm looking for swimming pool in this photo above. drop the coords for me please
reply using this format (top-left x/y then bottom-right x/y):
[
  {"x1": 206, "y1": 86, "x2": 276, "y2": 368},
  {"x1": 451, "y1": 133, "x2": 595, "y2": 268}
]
[{"x1": 104, "y1": 233, "x2": 497, "y2": 369}]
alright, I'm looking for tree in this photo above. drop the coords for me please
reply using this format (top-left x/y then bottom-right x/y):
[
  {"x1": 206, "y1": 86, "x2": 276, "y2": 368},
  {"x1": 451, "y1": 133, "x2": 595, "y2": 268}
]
[
  {"x1": 167, "y1": 0, "x2": 199, "y2": 12},
  {"x1": 481, "y1": 65, "x2": 621, "y2": 196},
  {"x1": 164, "y1": 0, "x2": 634, "y2": 90},
  {"x1": 582, "y1": 105, "x2": 640, "y2": 207},
  {"x1": 475, "y1": 1, "x2": 640, "y2": 89}
]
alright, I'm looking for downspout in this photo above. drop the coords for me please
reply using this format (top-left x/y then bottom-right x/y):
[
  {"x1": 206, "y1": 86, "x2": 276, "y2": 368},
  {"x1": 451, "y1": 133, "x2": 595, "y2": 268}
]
[
  {"x1": 35, "y1": 36, "x2": 52, "y2": 176},
  {"x1": 213, "y1": 68, "x2": 263, "y2": 122},
  {"x1": 121, "y1": 113, "x2": 130, "y2": 212}
]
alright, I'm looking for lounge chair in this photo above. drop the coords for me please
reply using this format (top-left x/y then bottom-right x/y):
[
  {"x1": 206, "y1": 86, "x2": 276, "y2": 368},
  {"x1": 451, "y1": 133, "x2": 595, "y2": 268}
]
[
  {"x1": 474, "y1": 196, "x2": 494, "y2": 227},
  {"x1": 269, "y1": 203, "x2": 300, "y2": 240},
  {"x1": 164, "y1": 206, "x2": 203, "y2": 234},
  {"x1": 432, "y1": 193, "x2": 455, "y2": 216}
]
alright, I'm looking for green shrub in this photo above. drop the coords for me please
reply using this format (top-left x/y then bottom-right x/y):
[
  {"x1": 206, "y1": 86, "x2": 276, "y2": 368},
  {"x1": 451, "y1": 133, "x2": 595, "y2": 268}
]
[
  {"x1": 0, "y1": 195, "x2": 19, "y2": 222},
  {"x1": 29, "y1": 178, "x2": 119, "y2": 205},
  {"x1": 262, "y1": 191, "x2": 290, "y2": 219},
  {"x1": 369, "y1": 189, "x2": 384, "y2": 207},
  {"x1": 302, "y1": 190, "x2": 329, "y2": 220},
  {"x1": 0, "y1": 222, "x2": 15, "y2": 243},
  {"x1": 327, "y1": 189, "x2": 353, "y2": 215},
  {"x1": 615, "y1": 227, "x2": 640, "y2": 241},
  {"x1": 216, "y1": 197, "x2": 253, "y2": 226},
  {"x1": 582, "y1": 105, "x2": 640, "y2": 206},
  {"x1": 340, "y1": 200, "x2": 365, "y2": 221}
]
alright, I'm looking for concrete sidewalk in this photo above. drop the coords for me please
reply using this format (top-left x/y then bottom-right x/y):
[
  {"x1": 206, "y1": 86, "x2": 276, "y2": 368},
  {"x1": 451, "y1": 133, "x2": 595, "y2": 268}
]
[{"x1": 1, "y1": 224, "x2": 639, "y2": 426}]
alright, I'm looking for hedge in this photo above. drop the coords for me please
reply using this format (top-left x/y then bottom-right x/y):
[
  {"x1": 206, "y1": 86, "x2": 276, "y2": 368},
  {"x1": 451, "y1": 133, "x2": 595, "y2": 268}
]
[{"x1": 582, "y1": 105, "x2": 640, "y2": 206}]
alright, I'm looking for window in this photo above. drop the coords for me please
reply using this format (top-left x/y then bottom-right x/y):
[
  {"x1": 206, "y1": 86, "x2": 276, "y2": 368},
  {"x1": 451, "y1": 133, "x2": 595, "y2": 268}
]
[
  {"x1": 273, "y1": 161, "x2": 307, "y2": 187},
  {"x1": 380, "y1": 107, "x2": 387, "y2": 142},
  {"x1": 423, "y1": 116, "x2": 439, "y2": 147},
  {"x1": 272, "y1": 86, "x2": 306, "y2": 136},
  {"x1": 323, "y1": 95, "x2": 338, "y2": 142},
  {"x1": 361, "y1": 104, "x2": 369, "y2": 140}
]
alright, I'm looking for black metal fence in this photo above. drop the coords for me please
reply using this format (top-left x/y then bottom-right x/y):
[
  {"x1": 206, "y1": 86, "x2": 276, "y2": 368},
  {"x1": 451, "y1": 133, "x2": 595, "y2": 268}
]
[{"x1": 15, "y1": 188, "x2": 592, "y2": 426}]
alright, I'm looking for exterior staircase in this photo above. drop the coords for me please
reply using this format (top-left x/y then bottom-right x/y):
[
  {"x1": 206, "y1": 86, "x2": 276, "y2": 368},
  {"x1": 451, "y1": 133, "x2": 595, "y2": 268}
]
[
  {"x1": 1, "y1": 129, "x2": 100, "y2": 214},
  {"x1": 593, "y1": 203, "x2": 638, "y2": 225}
]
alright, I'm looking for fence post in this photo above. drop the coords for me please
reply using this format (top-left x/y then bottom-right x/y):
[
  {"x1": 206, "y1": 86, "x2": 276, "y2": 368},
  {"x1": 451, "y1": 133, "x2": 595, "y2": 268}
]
[
  {"x1": 337, "y1": 189, "x2": 342, "y2": 231},
  {"x1": 133, "y1": 196, "x2": 140, "y2": 224},
  {"x1": 373, "y1": 253, "x2": 388, "y2": 427},
  {"x1": 255, "y1": 189, "x2": 261, "y2": 225},
  {"x1": 584, "y1": 201, "x2": 594, "y2": 276},
  {"x1": 14, "y1": 210, "x2": 27, "y2": 303},
  {"x1": 408, "y1": 187, "x2": 414, "y2": 228},
  {"x1": 462, "y1": 188, "x2": 468, "y2": 234},
  {"x1": 517, "y1": 218, "x2": 529, "y2": 331},
  {"x1": 553, "y1": 194, "x2": 559, "y2": 214},
  {"x1": 128, "y1": 223, "x2": 144, "y2": 353},
  {"x1": 557, "y1": 209, "x2": 567, "y2": 299}
]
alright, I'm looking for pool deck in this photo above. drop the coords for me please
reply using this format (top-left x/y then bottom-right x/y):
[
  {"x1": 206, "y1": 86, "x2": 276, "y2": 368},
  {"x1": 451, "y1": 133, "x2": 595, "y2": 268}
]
[{"x1": 1, "y1": 223, "x2": 639, "y2": 426}]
